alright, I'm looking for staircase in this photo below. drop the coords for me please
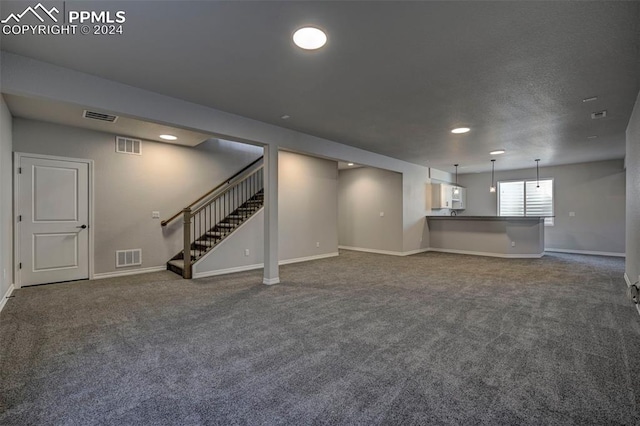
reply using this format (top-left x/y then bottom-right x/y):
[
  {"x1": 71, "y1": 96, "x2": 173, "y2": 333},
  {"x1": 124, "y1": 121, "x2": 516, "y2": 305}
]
[
  {"x1": 166, "y1": 190, "x2": 263, "y2": 276},
  {"x1": 162, "y1": 157, "x2": 264, "y2": 278}
]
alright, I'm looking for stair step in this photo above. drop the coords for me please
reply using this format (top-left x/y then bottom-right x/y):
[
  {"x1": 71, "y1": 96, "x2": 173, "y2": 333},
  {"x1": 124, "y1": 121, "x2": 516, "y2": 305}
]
[
  {"x1": 207, "y1": 231, "x2": 227, "y2": 237},
  {"x1": 168, "y1": 259, "x2": 184, "y2": 269},
  {"x1": 194, "y1": 239, "x2": 219, "y2": 248},
  {"x1": 217, "y1": 223, "x2": 237, "y2": 228}
]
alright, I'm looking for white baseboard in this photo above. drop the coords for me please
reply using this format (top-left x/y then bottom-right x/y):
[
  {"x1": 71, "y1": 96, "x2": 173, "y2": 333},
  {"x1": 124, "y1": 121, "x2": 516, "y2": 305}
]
[
  {"x1": 279, "y1": 252, "x2": 339, "y2": 265},
  {"x1": 428, "y1": 247, "x2": 544, "y2": 259},
  {"x1": 263, "y1": 277, "x2": 280, "y2": 285},
  {"x1": 193, "y1": 252, "x2": 340, "y2": 280},
  {"x1": 193, "y1": 263, "x2": 264, "y2": 279},
  {"x1": 92, "y1": 266, "x2": 167, "y2": 280},
  {"x1": 545, "y1": 248, "x2": 625, "y2": 257},
  {"x1": 339, "y1": 246, "x2": 429, "y2": 257},
  {"x1": 0, "y1": 284, "x2": 15, "y2": 314}
]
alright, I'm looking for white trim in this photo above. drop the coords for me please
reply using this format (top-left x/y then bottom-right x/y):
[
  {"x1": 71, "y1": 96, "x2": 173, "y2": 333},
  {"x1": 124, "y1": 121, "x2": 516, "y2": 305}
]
[
  {"x1": 0, "y1": 284, "x2": 15, "y2": 314},
  {"x1": 279, "y1": 252, "x2": 339, "y2": 265},
  {"x1": 545, "y1": 248, "x2": 625, "y2": 258},
  {"x1": 428, "y1": 247, "x2": 544, "y2": 259},
  {"x1": 13, "y1": 153, "x2": 95, "y2": 288},
  {"x1": 263, "y1": 277, "x2": 280, "y2": 285},
  {"x1": 339, "y1": 245, "x2": 429, "y2": 257},
  {"x1": 193, "y1": 263, "x2": 264, "y2": 279},
  {"x1": 92, "y1": 266, "x2": 166, "y2": 280},
  {"x1": 192, "y1": 252, "x2": 339, "y2": 280}
]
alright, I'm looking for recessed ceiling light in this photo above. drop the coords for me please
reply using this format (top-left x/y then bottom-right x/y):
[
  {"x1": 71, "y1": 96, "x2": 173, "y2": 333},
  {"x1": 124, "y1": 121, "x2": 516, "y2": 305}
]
[
  {"x1": 293, "y1": 27, "x2": 327, "y2": 50},
  {"x1": 451, "y1": 127, "x2": 470, "y2": 134},
  {"x1": 347, "y1": 163, "x2": 354, "y2": 166},
  {"x1": 582, "y1": 96, "x2": 598, "y2": 103},
  {"x1": 281, "y1": 115, "x2": 290, "y2": 120},
  {"x1": 490, "y1": 149, "x2": 506, "y2": 155},
  {"x1": 159, "y1": 134, "x2": 177, "y2": 141}
]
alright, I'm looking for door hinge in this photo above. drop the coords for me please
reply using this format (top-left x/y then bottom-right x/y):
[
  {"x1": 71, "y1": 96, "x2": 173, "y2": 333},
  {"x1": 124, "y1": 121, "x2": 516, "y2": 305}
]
[
  {"x1": 18, "y1": 167, "x2": 22, "y2": 174},
  {"x1": 18, "y1": 215, "x2": 22, "y2": 222},
  {"x1": 19, "y1": 263, "x2": 22, "y2": 269}
]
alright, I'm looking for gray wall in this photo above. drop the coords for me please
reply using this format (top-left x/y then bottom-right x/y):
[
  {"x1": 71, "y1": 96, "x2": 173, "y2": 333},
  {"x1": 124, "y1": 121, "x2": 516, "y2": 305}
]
[
  {"x1": 338, "y1": 167, "x2": 404, "y2": 253},
  {"x1": 458, "y1": 160, "x2": 626, "y2": 254},
  {"x1": 626, "y1": 91, "x2": 640, "y2": 286},
  {"x1": 194, "y1": 151, "x2": 339, "y2": 275},
  {"x1": 279, "y1": 151, "x2": 338, "y2": 259},
  {"x1": 12, "y1": 118, "x2": 263, "y2": 275},
  {"x1": 0, "y1": 96, "x2": 12, "y2": 297}
]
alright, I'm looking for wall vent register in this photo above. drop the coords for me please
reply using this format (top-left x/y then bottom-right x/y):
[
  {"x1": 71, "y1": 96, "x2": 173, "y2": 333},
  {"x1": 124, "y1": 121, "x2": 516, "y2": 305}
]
[
  {"x1": 116, "y1": 136, "x2": 142, "y2": 155},
  {"x1": 83, "y1": 110, "x2": 118, "y2": 122},
  {"x1": 116, "y1": 249, "x2": 142, "y2": 268}
]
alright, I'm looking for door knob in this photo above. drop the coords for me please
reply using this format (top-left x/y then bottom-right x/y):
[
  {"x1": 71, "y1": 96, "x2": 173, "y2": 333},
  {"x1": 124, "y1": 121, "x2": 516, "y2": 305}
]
[{"x1": 77, "y1": 225, "x2": 87, "y2": 229}]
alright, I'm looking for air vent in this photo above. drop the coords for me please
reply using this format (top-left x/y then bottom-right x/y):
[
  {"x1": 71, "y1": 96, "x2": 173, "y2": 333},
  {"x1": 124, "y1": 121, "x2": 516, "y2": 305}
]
[
  {"x1": 83, "y1": 110, "x2": 118, "y2": 122},
  {"x1": 116, "y1": 249, "x2": 142, "y2": 268},
  {"x1": 591, "y1": 110, "x2": 607, "y2": 119},
  {"x1": 116, "y1": 136, "x2": 142, "y2": 155}
]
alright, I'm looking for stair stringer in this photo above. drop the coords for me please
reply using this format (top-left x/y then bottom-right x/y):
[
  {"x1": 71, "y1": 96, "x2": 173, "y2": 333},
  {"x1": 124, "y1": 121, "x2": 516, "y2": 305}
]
[{"x1": 192, "y1": 207, "x2": 264, "y2": 277}]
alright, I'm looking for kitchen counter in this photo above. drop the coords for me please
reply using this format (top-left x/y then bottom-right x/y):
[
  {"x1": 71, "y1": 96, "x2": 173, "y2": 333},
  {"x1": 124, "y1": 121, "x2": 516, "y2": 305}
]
[
  {"x1": 427, "y1": 216, "x2": 547, "y2": 221},
  {"x1": 426, "y1": 216, "x2": 545, "y2": 258}
]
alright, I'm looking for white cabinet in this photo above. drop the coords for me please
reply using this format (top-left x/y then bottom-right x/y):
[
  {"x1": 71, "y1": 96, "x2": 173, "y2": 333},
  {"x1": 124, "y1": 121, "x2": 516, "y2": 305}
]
[
  {"x1": 432, "y1": 184, "x2": 466, "y2": 210},
  {"x1": 452, "y1": 187, "x2": 466, "y2": 210}
]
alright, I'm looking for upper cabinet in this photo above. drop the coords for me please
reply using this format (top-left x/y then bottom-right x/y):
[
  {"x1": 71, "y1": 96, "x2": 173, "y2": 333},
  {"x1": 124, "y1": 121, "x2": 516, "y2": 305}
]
[{"x1": 432, "y1": 183, "x2": 466, "y2": 210}]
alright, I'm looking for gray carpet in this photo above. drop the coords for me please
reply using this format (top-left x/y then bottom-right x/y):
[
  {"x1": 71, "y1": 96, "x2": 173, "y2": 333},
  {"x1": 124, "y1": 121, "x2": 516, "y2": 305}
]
[{"x1": 1, "y1": 250, "x2": 638, "y2": 425}]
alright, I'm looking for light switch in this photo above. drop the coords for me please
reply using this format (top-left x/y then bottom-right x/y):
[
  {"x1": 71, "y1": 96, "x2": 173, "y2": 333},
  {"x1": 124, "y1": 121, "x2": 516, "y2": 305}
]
[
  {"x1": 152, "y1": 211, "x2": 160, "y2": 219},
  {"x1": 380, "y1": 212, "x2": 385, "y2": 217},
  {"x1": 569, "y1": 212, "x2": 575, "y2": 217},
  {"x1": 244, "y1": 249, "x2": 250, "y2": 257}
]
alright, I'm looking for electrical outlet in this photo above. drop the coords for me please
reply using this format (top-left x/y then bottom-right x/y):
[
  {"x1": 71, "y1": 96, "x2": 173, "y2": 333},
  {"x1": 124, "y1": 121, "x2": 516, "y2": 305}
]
[
  {"x1": 511, "y1": 241, "x2": 516, "y2": 247},
  {"x1": 316, "y1": 242, "x2": 320, "y2": 248},
  {"x1": 152, "y1": 211, "x2": 160, "y2": 219},
  {"x1": 244, "y1": 249, "x2": 250, "y2": 257},
  {"x1": 569, "y1": 212, "x2": 575, "y2": 217}
]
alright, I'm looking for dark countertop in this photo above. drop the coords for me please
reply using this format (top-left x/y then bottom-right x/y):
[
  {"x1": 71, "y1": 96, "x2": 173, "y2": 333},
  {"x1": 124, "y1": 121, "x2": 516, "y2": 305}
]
[{"x1": 426, "y1": 216, "x2": 547, "y2": 221}]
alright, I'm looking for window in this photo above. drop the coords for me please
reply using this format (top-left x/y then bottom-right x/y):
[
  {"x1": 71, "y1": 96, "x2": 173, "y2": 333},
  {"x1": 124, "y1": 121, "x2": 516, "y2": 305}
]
[{"x1": 498, "y1": 179, "x2": 554, "y2": 225}]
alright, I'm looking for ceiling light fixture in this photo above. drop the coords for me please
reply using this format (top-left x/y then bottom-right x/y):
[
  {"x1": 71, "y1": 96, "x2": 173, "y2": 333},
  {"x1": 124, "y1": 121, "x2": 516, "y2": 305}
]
[
  {"x1": 490, "y1": 159, "x2": 496, "y2": 193},
  {"x1": 159, "y1": 134, "x2": 177, "y2": 141},
  {"x1": 490, "y1": 149, "x2": 506, "y2": 155},
  {"x1": 293, "y1": 27, "x2": 327, "y2": 50},
  {"x1": 451, "y1": 127, "x2": 470, "y2": 134},
  {"x1": 582, "y1": 96, "x2": 598, "y2": 103},
  {"x1": 347, "y1": 162, "x2": 354, "y2": 166}
]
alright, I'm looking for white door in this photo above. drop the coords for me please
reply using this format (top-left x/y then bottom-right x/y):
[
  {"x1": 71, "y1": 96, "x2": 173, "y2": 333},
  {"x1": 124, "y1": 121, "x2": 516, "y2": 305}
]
[{"x1": 17, "y1": 155, "x2": 90, "y2": 286}]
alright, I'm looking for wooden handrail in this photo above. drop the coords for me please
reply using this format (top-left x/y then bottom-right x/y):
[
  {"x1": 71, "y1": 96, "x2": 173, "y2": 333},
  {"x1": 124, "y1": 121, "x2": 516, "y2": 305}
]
[{"x1": 161, "y1": 156, "x2": 263, "y2": 226}]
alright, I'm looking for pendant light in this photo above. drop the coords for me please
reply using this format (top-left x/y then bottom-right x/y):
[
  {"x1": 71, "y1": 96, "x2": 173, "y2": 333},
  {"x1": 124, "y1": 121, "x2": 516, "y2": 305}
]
[
  {"x1": 489, "y1": 159, "x2": 496, "y2": 193},
  {"x1": 453, "y1": 164, "x2": 460, "y2": 195},
  {"x1": 535, "y1": 159, "x2": 540, "y2": 188}
]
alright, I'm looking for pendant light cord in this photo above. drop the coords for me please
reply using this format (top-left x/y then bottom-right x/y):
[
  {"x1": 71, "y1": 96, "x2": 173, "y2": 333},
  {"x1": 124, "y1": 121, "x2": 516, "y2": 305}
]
[{"x1": 535, "y1": 159, "x2": 540, "y2": 188}]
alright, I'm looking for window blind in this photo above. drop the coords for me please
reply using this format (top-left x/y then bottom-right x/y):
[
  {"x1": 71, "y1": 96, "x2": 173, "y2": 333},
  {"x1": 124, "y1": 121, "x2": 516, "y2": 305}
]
[{"x1": 498, "y1": 179, "x2": 554, "y2": 225}]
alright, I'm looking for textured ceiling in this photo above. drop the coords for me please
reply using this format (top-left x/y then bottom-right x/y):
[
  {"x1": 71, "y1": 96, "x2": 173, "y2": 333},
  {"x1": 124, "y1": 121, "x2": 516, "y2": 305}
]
[{"x1": 1, "y1": 1, "x2": 639, "y2": 173}]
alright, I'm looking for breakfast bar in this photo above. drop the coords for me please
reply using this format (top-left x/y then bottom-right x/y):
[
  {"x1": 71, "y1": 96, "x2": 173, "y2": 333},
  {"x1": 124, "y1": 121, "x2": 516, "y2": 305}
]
[{"x1": 426, "y1": 216, "x2": 545, "y2": 258}]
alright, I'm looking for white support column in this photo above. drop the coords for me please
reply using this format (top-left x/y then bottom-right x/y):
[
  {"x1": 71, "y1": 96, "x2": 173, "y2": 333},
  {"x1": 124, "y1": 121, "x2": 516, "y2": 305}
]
[{"x1": 263, "y1": 144, "x2": 280, "y2": 285}]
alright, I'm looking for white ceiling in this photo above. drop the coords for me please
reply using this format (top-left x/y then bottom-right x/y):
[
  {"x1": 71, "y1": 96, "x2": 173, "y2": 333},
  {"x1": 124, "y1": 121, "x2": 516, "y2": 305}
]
[{"x1": 1, "y1": 1, "x2": 639, "y2": 173}]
